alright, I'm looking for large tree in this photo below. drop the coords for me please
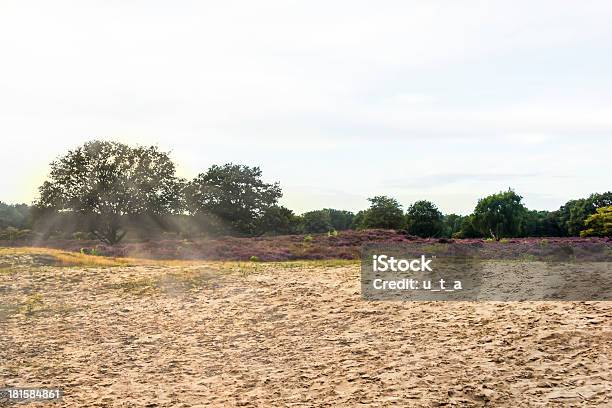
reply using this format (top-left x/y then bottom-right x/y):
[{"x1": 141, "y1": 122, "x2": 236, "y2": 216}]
[
  {"x1": 472, "y1": 189, "x2": 527, "y2": 240},
  {"x1": 359, "y1": 196, "x2": 405, "y2": 230},
  {"x1": 36, "y1": 140, "x2": 183, "y2": 244},
  {"x1": 186, "y1": 164, "x2": 282, "y2": 235},
  {"x1": 405, "y1": 200, "x2": 444, "y2": 237}
]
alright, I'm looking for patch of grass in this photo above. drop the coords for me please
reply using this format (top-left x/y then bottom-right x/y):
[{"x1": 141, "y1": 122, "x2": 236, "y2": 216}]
[
  {"x1": 0, "y1": 247, "x2": 131, "y2": 267},
  {"x1": 263, "y1": 259, "x2": 359, "y2": 269},
  {"x1": 0, "y1": 247, "x2": 205, "y2": 268},
  {"x1": 106, "y1": 277, "x2": 160, "y2": 296},
  {"x1": 52, "y1": 251, "x2": 133, "y2": 267}
]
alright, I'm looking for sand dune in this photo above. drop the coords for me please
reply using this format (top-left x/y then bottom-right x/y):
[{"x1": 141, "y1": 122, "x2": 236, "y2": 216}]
[{"x1": 1, "y1": 258, "x2": 610, "y2": 406}]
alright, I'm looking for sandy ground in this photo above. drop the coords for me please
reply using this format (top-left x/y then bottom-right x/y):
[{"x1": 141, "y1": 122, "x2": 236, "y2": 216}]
[{"x1": 1, "y1": 258, "x2": 611, "y2": 407}]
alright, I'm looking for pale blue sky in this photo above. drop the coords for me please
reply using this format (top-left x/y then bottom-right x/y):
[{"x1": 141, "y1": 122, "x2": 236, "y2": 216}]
[{"x1": 1, "y1": 1, "x2": 611, "y2": 215}]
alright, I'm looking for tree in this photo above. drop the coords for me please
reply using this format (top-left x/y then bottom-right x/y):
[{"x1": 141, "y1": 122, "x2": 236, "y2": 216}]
[
  {"x1": 258, "y1": 205, "x2": 300, "y2": 235},
  {"x1": 186, "y1": 163, "x2": 282, "y2": 235},
  {"x1": 405, "y1": 200, "x2": 444, "y2": 237},
  {"x1": 441, "y1": 214, "x2": 464, "y2": 238},
  {"x1": 325, "y1": 209, "x2": 355, "y2": 231},
  {"x1": 35, "y1": 140, "x2": 183, "y2": 244},
  {"x1": 359, "y1": 196, "x2": 405, "y2": 230},
  {"x1": 472, "y1": 189, "x2": 527, "y2": 240},
  {"x1": 522, "y1": 210, "x2": 562, "y2": 237},
  {"x1": 301, "y1": 210, "x2": 333, "y2": 233},
  {"x1": 0, "y1": 202, "x2": 31, "y2": 229},
  {"x1": 580, "y1": 206, "x2": 612, "y2": 237},
  {"x1": 455, "y1": 214, "x2": 482, "y2": 238},
  {"x1": 557, "y1": 192, "x2": 612, "y2": 236},
  {"x1": 352, "y1": 210, "x2": 367, "y2": 230}
]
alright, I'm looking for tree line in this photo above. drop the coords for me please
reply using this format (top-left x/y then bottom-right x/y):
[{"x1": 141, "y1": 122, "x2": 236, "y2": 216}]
[{"x1": 1, "y1": 140, "x2": 610, "y2": 243}]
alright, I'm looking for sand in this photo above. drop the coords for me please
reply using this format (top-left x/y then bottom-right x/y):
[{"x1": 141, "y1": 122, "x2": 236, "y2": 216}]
[{"x1": 1, "y1": 260, "x2": 610, "y2": 407}]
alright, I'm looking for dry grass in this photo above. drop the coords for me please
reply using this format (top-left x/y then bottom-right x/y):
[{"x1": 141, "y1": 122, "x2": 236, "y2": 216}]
[
  {"x1": 0, "y1": 247, "x2": 208, "y2": 268},
  {"x1": 0, "y1": 246, "x2": 361, "y2": 270},
  {"x1": 0, "y1": 247, "x2": 132, "y2": 267}
]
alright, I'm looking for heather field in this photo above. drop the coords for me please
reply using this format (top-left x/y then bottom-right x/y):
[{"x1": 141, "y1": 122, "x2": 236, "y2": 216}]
[
  {"x1": 1, "y1": 243, "x2": 611, "y2": 407},
  {"x1": 1, "y1": 229, "x2": 610, "y2": 261}
]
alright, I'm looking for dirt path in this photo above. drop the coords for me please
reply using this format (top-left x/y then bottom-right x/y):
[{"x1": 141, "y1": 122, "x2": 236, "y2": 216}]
[{"x1": 1, "y1": 261, "x2": 610, "y2": 406}]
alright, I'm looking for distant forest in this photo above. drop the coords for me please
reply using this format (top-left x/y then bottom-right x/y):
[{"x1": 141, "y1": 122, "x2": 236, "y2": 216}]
[{"x1": 1, "y1": 140, "x2": 611, "y2": 243}]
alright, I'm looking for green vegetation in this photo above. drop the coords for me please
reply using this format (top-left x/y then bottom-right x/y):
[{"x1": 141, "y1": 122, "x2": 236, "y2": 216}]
[
  {"x1": 35, "y1": 140, "x2": 183, "y2": 244},
  {"x1": 472, "y1": 189, "x2": 527, "y2": 240},
  {"x1": 356, "y1": 196, "x2": 405, "y2": 230},
  {"x1": 0, "y1": 140, "x2": 610, "y2": 243},
  {"x1": 301, "y1": 210, "x2": 333, "y2": 233},
  {"x1": 186, "y1": 163, "x2": 282, "y2": 236},
  {"x1": 259, "y1": 205, "x2": 301, "y2": 235},
  {"x1": 300, "y1": 208, "x2": 355, "y2": 234},
  {"x1": 557, "y1": 193, "x2": 612, "y2": 236},
  {"x1": 580, "y1": 206, "x2": 612, "y2": 237},
  {"x1": 0, "y1": 202, "x2": 30, "y2": 229},
  {"x1": 405, "y1": 200, "x2": 444, "y2": 237}
]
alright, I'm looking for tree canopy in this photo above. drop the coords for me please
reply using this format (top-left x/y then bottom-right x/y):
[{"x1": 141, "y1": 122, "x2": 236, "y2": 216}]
[
  {"x1": 7, "y1": 140, "x2": 611, "y2": 243},
  {"x1": 35, "y1": 140, "x2": 183, "y2": 244},
  {"x1": 405, "y1": 200, "x2": 444, "y2": 237},
  {"x1": 358, "y1": 196, "x2": 405, "y2": 230},
  {"x1": 580, "y1": 206, "x2": 612, "y2": 237},
  {"x1": 186, "y1": 163, "x2": 282, "y2": 235},
  {"x1": 472, "y1": 189, "x2": 527, "y2": 240}
]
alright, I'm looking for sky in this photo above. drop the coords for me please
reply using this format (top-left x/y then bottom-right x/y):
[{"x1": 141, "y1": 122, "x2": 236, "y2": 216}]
[{"x1": 1, "y1": 0, "x2": 611, "y2": 215}]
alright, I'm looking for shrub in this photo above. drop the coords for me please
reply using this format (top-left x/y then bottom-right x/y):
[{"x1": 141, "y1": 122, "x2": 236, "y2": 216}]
[{"x1": 580, "y1": 206, "x2": 612, "y2": 237}]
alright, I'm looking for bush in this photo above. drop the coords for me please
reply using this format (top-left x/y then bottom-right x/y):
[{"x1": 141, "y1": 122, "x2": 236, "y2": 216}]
[{"x1": 580, "y1": 206, "x2": 612, "y2": 237}]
